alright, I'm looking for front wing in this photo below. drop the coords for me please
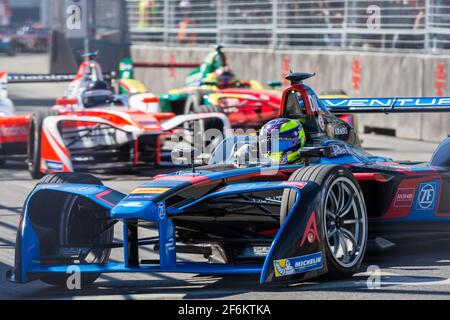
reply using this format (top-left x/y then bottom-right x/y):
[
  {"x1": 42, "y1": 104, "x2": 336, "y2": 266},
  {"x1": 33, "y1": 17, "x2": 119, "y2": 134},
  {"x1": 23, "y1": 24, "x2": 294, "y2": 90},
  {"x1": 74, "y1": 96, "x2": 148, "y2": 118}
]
[{"x1": 9, "y1": 180, "x2": 326, "y2": 285}]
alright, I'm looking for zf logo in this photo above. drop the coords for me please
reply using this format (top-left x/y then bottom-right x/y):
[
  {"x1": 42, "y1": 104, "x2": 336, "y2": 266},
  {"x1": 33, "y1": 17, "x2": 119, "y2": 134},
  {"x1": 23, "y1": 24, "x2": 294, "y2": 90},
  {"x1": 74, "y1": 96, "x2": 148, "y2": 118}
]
[{"x1": 416, "y1": 182, "x2": 438, "y2": 210}]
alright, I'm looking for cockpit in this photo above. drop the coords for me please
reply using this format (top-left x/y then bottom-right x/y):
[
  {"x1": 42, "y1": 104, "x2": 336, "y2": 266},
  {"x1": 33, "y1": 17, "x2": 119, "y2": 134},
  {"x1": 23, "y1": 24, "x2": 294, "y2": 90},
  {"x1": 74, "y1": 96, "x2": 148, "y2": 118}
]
[
  {"x1": 284, "y1": 90, "x2": 307, "y2": 118},
  {"x1": 207, "y1": 133, "x2": 381, "y2": 169},
  {"x1": 281, "y1": 86, "x2": 330, "y2": 118}
]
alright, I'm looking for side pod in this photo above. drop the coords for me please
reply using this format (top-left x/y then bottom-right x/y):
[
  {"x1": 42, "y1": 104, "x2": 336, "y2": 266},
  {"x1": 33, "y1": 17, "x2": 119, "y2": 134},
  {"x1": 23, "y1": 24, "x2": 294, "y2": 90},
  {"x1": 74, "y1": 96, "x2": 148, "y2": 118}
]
[{"x1": 260, "y1": 182, "x2": 328, "y2": 284}]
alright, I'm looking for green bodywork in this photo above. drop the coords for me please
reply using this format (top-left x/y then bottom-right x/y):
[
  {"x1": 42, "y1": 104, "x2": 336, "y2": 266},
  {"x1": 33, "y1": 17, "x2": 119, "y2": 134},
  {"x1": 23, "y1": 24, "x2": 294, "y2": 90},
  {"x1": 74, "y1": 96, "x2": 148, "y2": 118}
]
[
  {"x1": 119, "y1": 45, "x2": 280, "y2": 113},
  {"x1": 184, "y1": 45, "x2": 227, "y2": 87},
  {"x1": 158, "y1": 45, "x2": 227, "y2": 112}
]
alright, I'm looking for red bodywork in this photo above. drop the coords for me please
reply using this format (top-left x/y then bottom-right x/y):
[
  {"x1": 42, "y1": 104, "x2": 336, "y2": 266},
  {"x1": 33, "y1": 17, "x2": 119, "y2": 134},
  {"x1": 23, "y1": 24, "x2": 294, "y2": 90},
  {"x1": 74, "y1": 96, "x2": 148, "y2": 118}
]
[
  {"x1": 38, "y1": 108, "x2": 172, "y2": 174},
  {"x1": 215, "y1": 88, "x2": 281, "y2": 128},
  {"x1": 60, "y1": 109, "x2": 166, "y2": 132},
  {"x1": 208, "y1": 86, "x2": 351, "y2": 128},
  {"x1": 0, "y1": 114, "x2": 30, "y2": 144}
]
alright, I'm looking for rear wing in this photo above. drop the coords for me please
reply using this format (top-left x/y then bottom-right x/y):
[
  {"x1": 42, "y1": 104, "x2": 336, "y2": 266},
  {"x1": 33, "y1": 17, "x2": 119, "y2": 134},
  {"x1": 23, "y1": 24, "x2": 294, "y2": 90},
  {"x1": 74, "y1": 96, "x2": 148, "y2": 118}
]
[
  {"x1": 6, "y1": 73, "x2": 115, "y2": 84},
  {"x1": 321, "y1": 97, "x2": 450, "y2": 114}
]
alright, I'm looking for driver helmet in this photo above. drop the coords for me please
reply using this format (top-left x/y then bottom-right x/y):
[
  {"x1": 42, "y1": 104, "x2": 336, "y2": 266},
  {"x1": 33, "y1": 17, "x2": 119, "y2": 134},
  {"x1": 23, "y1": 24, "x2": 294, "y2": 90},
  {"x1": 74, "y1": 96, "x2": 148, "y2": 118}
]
[
  {"x1": 82, "y1": 81, "x2": 114, "y2": 108},
  {"x1": 215, "y1": 67, "x2": 237, "y2": 89},
  {"x1": 203, "y1": 72, "x2": 218, "y2": 86},
  {"x1": 259, "y1": 118, "x2": 306, "y2": 164}
]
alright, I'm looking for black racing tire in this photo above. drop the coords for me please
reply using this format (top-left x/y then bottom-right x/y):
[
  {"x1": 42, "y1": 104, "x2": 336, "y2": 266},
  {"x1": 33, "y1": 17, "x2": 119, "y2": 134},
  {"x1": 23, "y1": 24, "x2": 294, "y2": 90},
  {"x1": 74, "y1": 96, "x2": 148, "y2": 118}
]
[
  {"x1": 0, "y1": 158, "x2": 5, "y2": 167},
  {"x1": 37, "y1": 173, "x2": 112, "y2": 288},
  {"x1": 280, "y1": 165, "x2": 368, "y2": 279},
  {"x1": 38, "y1": 172, "x2": 102, "y2": 185},
  {"x1": 28, "y1": 109, "x2": 59, "y2": 180}
]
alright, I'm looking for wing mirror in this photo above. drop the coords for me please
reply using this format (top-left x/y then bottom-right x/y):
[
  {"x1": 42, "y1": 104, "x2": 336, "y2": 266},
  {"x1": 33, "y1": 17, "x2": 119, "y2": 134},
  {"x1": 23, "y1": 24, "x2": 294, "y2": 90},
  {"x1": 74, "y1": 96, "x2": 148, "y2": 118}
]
[
  {"x1": 299, "y1": 146, "x2": 332, "y2": 158},
  {"x1": 299, "y1": 147, "x2": 332, "y2": 166}
]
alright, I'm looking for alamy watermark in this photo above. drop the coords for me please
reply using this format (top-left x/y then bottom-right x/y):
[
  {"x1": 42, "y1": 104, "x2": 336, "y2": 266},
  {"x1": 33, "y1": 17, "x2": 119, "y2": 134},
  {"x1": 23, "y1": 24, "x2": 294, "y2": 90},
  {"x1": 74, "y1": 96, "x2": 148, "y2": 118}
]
[
  {"x1": 66, "y1": 265, "x2": 81, "y2": 290},
  {"x1": 367, "y1": 5, "x2": 382, "y2": 30},
  {"x1": 366, "y1": 265, "x2": 382, "y2": 289}
]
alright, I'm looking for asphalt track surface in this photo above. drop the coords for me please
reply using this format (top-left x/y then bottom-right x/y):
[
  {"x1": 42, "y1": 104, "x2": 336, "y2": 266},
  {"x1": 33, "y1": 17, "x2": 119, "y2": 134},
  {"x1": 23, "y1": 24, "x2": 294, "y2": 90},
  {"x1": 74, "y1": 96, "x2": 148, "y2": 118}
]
[{"x1": 1, "y1": 54, "x2": 450, "y2": 300}]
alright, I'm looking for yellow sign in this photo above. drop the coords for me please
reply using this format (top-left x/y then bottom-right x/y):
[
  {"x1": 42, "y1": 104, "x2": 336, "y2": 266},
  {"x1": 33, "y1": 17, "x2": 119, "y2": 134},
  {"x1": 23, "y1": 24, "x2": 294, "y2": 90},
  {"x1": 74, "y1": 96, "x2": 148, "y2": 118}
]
[{"x1": 131, "y1": 188, "x2": 170, "y2": 195}]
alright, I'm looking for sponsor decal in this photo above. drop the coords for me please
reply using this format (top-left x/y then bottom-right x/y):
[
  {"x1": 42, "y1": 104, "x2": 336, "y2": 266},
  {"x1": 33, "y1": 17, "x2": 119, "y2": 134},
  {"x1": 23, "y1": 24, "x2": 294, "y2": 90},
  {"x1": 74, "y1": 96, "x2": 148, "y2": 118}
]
[
  {"x1": 0, "y1": 126, "x2": 28, "y2": 137},
  {"x1": 317, "y1": 115, "x2": 325, "y2": 131},
  {"x1": 125, "y1": 194, "x2": 155, "y2": 201},
  {"x1": 274, "y1": 252, "x2": 323, "y2": 277},
  {"x1": 45, "y1": 160, "x2": 64, "y2": 171},
  {"x1": 416, "y1": 182, "x2": 438, "y2": 210},
  {"x1": 330, "y1": 143, "x2": 350, "y2": 157},
  {"x1": 299, "y1": 212, "x2": 319, "y2": 247},
  {"x1": 265, "y1": 195, "x2": 283, "y2": 202},
  {"x1": 76, "y1": 186, "x2": 98, "y2": 192},
  {"x1": 118, "y1": 201, "x2": 144, "y2": 208},
  {"x1": 334, "y1": 126, "x2": 348, "y2": 136},
  {"x1": 308, "y1": 94, "x2": 321, "y2": 113},
  {"x1": 253, "y1": 246, "x2": 270, "y2": 256},
  {"x1": 393, "y1": 188, "x2": 416, "y2": 208},
  {"x1": 131, "y1": 187, "x2": 170, "y2": 195},
  {"x1": 324, "y1": 98, "x2": 450, "y2": 108},
  {"x1": 138, "y1": 121, "x2": 158, "y2": 125}
]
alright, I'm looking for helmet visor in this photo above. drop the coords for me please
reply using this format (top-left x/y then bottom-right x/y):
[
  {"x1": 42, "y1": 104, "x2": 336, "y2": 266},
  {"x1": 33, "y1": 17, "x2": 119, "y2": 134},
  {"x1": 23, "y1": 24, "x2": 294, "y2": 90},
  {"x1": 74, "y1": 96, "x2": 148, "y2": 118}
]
[
  {"x1": 259, "y1": 136, "x2": 301, "y2": 154},
  {"x1": 83, "y1": 90, "x2": 113, "y2": 108}
]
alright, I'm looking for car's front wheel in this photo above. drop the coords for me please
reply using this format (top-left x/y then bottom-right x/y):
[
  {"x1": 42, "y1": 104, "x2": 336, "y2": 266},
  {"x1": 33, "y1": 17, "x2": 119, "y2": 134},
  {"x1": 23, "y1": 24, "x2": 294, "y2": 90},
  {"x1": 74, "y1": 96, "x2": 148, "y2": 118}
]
[{"x1": 36, "y1": 173, "x2": 113, "y2": 287}]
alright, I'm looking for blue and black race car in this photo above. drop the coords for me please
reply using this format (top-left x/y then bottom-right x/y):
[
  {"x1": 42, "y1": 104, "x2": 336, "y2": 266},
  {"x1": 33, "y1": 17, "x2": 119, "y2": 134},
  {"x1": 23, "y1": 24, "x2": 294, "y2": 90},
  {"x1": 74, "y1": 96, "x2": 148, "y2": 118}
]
[{"x1": 7, "y1": 73, "x2": 450, "y2": 287}]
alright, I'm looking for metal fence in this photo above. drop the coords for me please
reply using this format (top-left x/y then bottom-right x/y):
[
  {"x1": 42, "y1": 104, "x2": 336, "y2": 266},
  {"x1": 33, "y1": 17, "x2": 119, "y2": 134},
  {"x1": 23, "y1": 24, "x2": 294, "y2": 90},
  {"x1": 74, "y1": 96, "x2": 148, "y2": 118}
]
[{"x1": 127, "y1": 0, "x2": 450, "y2": 52}]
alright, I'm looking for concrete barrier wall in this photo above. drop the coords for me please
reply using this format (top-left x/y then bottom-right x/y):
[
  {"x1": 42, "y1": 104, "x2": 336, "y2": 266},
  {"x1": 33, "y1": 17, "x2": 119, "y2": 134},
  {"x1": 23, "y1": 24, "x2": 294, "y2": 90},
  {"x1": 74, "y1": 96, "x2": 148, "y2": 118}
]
[{"x1": 132, "y1": 45, "x2": 450, "y2": 142}]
